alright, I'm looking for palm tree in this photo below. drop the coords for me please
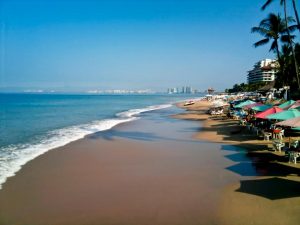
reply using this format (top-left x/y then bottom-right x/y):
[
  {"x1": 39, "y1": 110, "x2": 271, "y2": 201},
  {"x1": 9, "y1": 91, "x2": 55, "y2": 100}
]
[
  {"x1": 262, "y1": 0, "x2": 300, "y2": 32},
  {"x1": 252, "y1": 13, "x2": 290, "y2": 60},
  {"x1": 279, "y1": 44, "x2": 293, "y2": 86},
  {"x1": 291, "y1": 0, "x2": 300, "y2": 30},
  {"x1": 261, "y1": 0, "x2": 300, "y2": 88},
  {"x1": 251, "y1": 14, "x2": 297, "y2": 87}
]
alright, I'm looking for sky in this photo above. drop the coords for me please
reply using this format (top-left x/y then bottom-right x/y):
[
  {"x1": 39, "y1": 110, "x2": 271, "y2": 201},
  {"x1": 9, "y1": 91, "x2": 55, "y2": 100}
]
[{"x1": 0, "y1": 0, "x2": 289, "y2": 92}]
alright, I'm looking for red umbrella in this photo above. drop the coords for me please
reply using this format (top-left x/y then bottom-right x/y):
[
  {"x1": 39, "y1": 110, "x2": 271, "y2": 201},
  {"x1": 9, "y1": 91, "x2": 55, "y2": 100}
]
[{"x1": 254, "y1": 106, "x2": 284, "y2": 119}]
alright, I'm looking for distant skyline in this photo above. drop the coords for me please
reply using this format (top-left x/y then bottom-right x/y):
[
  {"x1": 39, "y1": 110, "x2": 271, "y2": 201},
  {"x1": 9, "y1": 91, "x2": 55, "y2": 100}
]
[{"x1": 0, "y1": 0, "x2": 285, "y2": 92}]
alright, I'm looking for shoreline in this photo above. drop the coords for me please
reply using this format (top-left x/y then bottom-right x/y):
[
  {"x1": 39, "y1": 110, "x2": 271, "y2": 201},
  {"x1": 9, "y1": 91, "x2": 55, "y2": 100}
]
[
  {"x1": 0, "y1": 106, "x2": 236, "y2": 225},
  {"x1": 0, "y1": 101, "x2": 300, "y2": 224},
  {"x1": 0, "y1": 102, "x2": 173, "y2": 190}
]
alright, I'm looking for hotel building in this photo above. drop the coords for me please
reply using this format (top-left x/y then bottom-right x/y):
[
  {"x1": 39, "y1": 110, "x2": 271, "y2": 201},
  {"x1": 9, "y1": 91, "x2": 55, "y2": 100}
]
[{"x1": 247, "y1": 59, "x2": 277, "y2": 84}]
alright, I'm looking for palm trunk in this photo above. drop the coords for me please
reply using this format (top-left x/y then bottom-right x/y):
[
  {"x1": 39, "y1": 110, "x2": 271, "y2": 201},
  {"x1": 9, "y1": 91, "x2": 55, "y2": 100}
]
[
  {"x1": 284, "y1": 0, "x2": 300, "y2": 89},
  {"x1": 275, "y1": 41, "x2": 285, "y2": 85},
  {"x1": 276, "y1": 42, "x2": 281, "y2": 63},
  {"x1": 292, "y1": 0, "x2": 300, "y2": 32}
]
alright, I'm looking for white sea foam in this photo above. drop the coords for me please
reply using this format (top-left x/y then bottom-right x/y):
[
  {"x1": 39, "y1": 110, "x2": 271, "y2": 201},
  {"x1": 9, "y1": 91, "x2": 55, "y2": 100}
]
[
  {"x1": 116, "y1": 104, "x2": 172, "y2": 118},
  {"x1": 0, "y1": 103, "x2": 172, "y2": 189}
]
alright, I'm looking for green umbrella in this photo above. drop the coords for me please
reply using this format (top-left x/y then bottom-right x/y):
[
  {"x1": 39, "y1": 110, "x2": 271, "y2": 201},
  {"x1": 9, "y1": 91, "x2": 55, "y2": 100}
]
[
  {"x1": 234, "y1": 100, "x2": 255, "y2": 108},
  {"x1": 251, "y1": 104, "x2": 273, "y2": 112},
  {"x1": 278, "y1": 100, "x2": 295, "y2": 109},
  {"x1": 266, "y1": 109, "x2": 300, "y2": 120}
]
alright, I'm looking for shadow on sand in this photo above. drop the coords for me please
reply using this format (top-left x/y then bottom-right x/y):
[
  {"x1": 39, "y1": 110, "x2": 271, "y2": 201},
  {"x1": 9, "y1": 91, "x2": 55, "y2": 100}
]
[
  {"x1": 221, "y1": 143, "x2": 300, "y2": 200},
  {"x1": 227, "y1": 161, "x2": 300, "y2": 177},
  {"x1": 236, "y1": 177, "x2": 300, "y2": 200}
]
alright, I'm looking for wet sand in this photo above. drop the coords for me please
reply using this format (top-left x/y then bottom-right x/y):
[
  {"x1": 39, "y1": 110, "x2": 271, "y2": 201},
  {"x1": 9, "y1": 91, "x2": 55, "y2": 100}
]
[{"x1": 0, "y1": 108, "x2": 237, "y2": 225}]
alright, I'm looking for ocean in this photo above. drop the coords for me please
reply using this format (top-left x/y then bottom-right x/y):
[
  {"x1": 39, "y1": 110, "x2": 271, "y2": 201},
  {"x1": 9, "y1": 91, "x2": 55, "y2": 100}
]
[{"x1": 0, "y1": 93, "x2": 202, "y2": 189}]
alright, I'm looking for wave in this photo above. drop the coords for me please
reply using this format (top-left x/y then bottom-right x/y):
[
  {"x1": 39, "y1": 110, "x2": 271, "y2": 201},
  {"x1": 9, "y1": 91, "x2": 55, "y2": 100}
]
[
  {"x1": 116, "y1": 104, "x2": 172, "y2": 118},
  {"x1": 0, "y1": 103, "x2": 172, "y2": 189}
]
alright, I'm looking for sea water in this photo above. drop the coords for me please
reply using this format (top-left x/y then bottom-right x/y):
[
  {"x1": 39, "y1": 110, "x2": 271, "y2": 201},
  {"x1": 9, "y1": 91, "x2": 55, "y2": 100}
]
[{"x1": 0, "y1": 93, "x2": 202, "y2": 189}]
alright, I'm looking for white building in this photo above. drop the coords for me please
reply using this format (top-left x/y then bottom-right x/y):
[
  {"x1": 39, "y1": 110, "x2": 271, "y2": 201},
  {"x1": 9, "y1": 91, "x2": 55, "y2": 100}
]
[
  {"x1": 167, "y1": 86, "x2": 194, "y2": 94},
  {"x1": 185, "y1": 86, "x2": 192, "y2": 94},
  {"x1": 247, "y1": 59, "x2": 277, "y2": 84}
]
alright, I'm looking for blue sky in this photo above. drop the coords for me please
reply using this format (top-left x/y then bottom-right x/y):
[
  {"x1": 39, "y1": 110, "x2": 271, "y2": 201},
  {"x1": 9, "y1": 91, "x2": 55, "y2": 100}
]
[{"x1": 0, "y1": 0, "x2": 288, "y2": 92}]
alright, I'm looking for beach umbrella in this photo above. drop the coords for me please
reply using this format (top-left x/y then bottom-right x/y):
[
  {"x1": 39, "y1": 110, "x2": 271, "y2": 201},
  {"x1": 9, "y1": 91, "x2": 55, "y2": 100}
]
[
  {"x1": 254, "y1": 106, "x2": 283, "y2": 119},
  {"x1": 251, "y1": 104, "x2": 273, "y2": 112},
  {"x1": 275, "y1": 116, "x2": 300, "y2": 127},
  {"x1": 278, "y1": 100, "x2": 295, "y2": 109},
  {"x1": 234, "y1": 100, "x2": 255, "y2": 108},
  {"x1": 266, "y1": 109, "x2": 300, "y2": 120},
  {"x1": 283, "y1": 100, "x2": 300, "y2": 110},
  {"x1": 244, "y1": 102, "x2": 264, "y2": 110}
]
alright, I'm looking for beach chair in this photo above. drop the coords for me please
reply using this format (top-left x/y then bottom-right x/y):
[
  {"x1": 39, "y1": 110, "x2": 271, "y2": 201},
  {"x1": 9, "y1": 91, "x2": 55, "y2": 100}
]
[
  {"x1": 278, "y1": 130, "x2": 285, "y2": 139},
  {"x1": 215, "y1": 109, "x2": 223, "y2": 116},
  {"x1": 291, "y1": 140, "x2": 299, "y2": 148},
  {"x1": 263, "y1": 131, "x2": 272, "y2": 141},
  {"x1": 288, "y1": 151, "x2": 300, "y2": 164},
  {"x1": 272, "y1": 140, "x2": 285, "y2": 152},
  {"x1": 239, "y1": 119, "x2": 246, "y2": 126},
  {"x1": 210, "y1": 110, "x2": 217, "y2": 115}
]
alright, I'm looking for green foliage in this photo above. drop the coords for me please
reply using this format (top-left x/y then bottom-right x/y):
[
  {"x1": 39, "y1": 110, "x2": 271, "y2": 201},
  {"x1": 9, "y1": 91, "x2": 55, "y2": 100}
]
[
  {"x1": 251, "y1": 13, "x2": 291, "y2": 56},
  {"x1": 225, "y1": 82, "x2": 268, "y2": 93},
  {"x1": 250, "y1": 0, "x2": 300, "y2": 91}
]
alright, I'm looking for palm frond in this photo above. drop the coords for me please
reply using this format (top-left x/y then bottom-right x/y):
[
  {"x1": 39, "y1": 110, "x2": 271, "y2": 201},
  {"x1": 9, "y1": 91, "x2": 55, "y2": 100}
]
[
  {"x1": 281, "y1": 34, "x2": 295, "y2": 43},
  {"x1": 251, "y1": 27, "x2": 269, "y2": 36},
  {"x1": 287, "y1": 16, "x2": 296, "y2": 23},
  {"x1": 270, "y1": 40, "x2": 278, "y2": 52},
  {"x1": 288, "y1": 24, "x2": 299, "y2": 32},
  {"x1": 254, "y1": 38, "x2": 270, "y2": 48},
  {"x1": 261, "y1": 0, "x2": 274, "y2": 10}
]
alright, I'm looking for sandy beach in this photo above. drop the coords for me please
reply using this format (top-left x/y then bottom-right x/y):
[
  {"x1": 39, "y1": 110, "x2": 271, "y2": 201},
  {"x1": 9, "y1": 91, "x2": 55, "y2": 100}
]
[
  {"x1": 176, "y1": 100, "x2": 300, "y2": 225},
  {"x1": 0, "y1": 107, "x2": 237, "y2": 225},
  {"x1": 0, "y1": 103, "x2": 300, "y2": 225},
  {"x1": 2, "y1": 0, "x2": 300, "y2": 224}
]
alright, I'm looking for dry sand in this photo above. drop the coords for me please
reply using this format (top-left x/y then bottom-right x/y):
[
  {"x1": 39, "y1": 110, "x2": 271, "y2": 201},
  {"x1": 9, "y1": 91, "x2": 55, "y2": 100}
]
[{"x1": 177, "y1": 99, "x2": 300, "y2": 225}]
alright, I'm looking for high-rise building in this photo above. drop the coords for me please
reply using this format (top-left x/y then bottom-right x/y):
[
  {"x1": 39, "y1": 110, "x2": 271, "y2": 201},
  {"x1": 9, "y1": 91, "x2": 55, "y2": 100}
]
[
  {"x1": 247, "y1": 59, "x2": 277, "y2": 84},
  {"x1": 181, "y1": 87, "x2": 185, "y2": 94},
  {"x1": 167, "y1": 86, "x2": 195, "y2": 94},
  {"x1": 185, "y1": 86, "x2": 192, "y2": 94}
]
